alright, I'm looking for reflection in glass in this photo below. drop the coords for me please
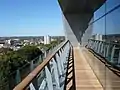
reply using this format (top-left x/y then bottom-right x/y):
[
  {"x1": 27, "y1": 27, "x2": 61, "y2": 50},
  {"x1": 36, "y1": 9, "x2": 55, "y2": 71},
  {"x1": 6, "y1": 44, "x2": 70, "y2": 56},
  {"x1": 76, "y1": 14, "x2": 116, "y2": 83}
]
[
  {"x1": 106, "y1": 6, "x2": 120, "y2": 90},
  {"x1": 94, "y1": 3, "x2": 105, "y2": 21},
  {"x1": 106, "y1": 0, "x2": 120, "y2": 12}
]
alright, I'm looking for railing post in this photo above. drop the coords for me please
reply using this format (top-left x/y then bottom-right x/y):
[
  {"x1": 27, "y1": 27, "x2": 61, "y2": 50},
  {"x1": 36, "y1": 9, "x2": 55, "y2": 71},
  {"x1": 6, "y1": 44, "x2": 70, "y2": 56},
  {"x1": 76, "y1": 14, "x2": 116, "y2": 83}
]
[
  {"x1": 52, "y1": 58, "x2": 61, "y2": 89},
  {"x1": 45, "y1": 66, "x2": 53, "y2": 90},
  {"x1": 87, "y1": 39, "x2": 90, "y2": 48},
  {"x1": 111, "y1": 45, "x2": 115, "y2": 63},
  {"x1": 56, "y1": 53, "x2": 63, "y2": 76},
  {"x1": 100, "y1": 42, "x2": 104, "y2": 55},
  {"x1": 29, "y1": 83, "x2": 36, "y2": 90},
  {"x1": 95, "y1": 41, "x2": 99, "y2": 52},
  {"x1": 38, "y1": 55, "x2": 43, "y2": 64},
  {"x1": 118, "y1": 50, "x2": 120, "y2": 65},
  {"x1": 103, "y1": 42, "x2": 106, "y2": 57},
  {"x1": 29, "y1": 75, "x2": 39, "y2": 90},
  {"x1": 39, "y1": 79, "x2": 47, "y2": 90},
  {"x1": 15, "y1": 69, "x2": 21, "y2": 84},
  {"x1": 106, "y1": 44, "x2": 110, "y2": 59},
  {"x1": 98, "y1": 42, "x2": 102, "y2": 54},
  {"x1": 60, "y1": 51, "x2": 65, "y2": 74},
  {"x1": 90, "y1": 40, "x2": 92, "y2": 48},
  {"x1": 92, "y1": 40, "x2": 95, "y2": 50},
  {"x1": 30, "y1": 60, "x2": 34, "y2": 71},
  {"x1": 97, "y1": 41, "x2": 99, "y2": 53},
  {"x1": 94, "y1": 41, "x2": 97, "y2": 51}
]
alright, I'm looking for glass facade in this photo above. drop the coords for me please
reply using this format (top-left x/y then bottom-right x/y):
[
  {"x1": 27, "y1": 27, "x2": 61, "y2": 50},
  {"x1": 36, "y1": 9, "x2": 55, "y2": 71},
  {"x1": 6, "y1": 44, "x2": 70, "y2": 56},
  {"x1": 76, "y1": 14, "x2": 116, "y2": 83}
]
[{"x1": 87, "y1": 0, "x2": 120, "y2": 90}]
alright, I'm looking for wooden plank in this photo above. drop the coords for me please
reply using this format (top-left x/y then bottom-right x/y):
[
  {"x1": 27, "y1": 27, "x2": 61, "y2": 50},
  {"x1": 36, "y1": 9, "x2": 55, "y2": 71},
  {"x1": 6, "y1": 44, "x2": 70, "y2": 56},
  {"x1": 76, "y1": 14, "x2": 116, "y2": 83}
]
[{"x1": 73, "y1": 47, "x2": 103, "y2": 90}]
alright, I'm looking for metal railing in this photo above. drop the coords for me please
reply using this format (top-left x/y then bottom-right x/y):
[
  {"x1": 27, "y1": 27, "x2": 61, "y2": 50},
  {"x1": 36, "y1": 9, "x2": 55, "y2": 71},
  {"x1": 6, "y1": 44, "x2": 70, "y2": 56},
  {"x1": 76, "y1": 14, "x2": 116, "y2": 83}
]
[
  {"x1": 13, "y1": 40, "x2": 72, "y2": 90},
  {"x1": 87, "y1": 39, "x2": 120, "y2": 71}
]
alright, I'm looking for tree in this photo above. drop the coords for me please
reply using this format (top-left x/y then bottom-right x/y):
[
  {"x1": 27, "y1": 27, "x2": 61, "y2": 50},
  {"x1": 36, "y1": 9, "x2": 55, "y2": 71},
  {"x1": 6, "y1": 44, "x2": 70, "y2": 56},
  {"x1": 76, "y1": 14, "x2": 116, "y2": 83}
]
[
  {"x1": 17, "y1": 45, "x2": 43, "y2": 61},
  {"x1": 0, "y1": 45, "x2": 43, "y2": 90},
  {"x1": 0, "y1": 48, "x2": 13, "y2": 55}
]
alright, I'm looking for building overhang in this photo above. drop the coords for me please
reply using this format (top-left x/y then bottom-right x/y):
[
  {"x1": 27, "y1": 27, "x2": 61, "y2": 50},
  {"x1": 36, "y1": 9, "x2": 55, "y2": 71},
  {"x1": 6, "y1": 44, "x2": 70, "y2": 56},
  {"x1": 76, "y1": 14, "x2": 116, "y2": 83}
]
[
  {"x1": 58, "y1": 0, "x2": 106, "y2": 45},
  {"x1": 58, "y1": 0, "x2": 106, "y2": 14}
]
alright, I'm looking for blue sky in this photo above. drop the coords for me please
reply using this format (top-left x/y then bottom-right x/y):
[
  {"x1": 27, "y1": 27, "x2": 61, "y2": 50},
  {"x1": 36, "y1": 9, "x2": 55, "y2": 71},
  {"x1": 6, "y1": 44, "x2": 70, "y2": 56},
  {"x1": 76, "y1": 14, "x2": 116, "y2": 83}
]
[{"x1": 0, "y1": 0, "x2": 64, "y2": 36}]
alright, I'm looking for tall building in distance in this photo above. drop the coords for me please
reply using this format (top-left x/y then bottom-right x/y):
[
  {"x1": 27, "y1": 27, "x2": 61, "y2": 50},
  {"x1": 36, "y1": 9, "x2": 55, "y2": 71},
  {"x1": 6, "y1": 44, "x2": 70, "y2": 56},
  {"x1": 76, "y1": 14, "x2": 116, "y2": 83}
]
[
  {"x1": 44, "y1": 35, "x2": 51, "y2": 44},
  {"x1": 95, "y1": 34, "x2": 102, "y2": 41},
  {"x1": 92, "y1": 34, "x2": 103, "y2": 41}
]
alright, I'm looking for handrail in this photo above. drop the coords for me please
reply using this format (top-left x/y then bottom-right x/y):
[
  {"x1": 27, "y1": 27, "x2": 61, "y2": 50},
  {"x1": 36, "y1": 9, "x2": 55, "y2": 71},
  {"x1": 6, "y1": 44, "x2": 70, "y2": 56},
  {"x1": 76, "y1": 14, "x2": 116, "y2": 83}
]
[
  {"x1": 89, "y1": 39, "x2": 120, "y2": 46},
  {"x1": 13, "y1": 40, "x2": 69, "y2": 90}
]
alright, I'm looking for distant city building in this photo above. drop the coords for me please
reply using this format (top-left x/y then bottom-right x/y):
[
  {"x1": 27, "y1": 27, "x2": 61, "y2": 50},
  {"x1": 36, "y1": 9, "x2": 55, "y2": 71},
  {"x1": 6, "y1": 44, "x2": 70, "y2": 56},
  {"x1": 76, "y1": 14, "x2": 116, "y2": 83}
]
[
  {"x1": 51, "y1": 38, "x2": 56, "y2": 42},
  {"x1": 95, "y1": 34, "x2": 102, "y2": 41},
  {"x1": 0, "y1": 41, "x2": 5, "y2": 48},
  {"x1": 44, "y1": 35, "x2": 51, "y2": 44},
  {"x1": 92, "y1": 34, "x2": 102, "y2": 41},
  {"x1": 39, "y1": 39, "x2": 44, "y2": 44},
  {"x1": 6, "y1": 39, "x2": 11, "y2": 45}
]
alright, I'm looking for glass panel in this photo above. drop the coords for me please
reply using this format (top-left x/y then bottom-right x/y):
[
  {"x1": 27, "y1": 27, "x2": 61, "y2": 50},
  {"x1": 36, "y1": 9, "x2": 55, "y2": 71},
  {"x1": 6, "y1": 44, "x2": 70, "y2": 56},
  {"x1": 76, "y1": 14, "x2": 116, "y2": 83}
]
[
  {"x1": 106, "y1": 0, "x2": 120, "y2": 12},
  {"x1": 106, "y1": 6, "x2": 120, "y2": 90},
  {"x1": 94, "y1": 3, "x2": 105, "y2": 21},
  {"x1": 92, "y1": 17, "x2": 105, "y2": 41},
  {"x1": 92, "y1": 17, "x2": 106, "y2": 88}
]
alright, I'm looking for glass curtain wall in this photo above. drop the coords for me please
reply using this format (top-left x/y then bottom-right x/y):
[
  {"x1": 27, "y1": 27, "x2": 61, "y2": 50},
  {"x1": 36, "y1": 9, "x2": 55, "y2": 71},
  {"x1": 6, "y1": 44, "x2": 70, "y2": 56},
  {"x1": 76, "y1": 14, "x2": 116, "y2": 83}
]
[{"x1": 87, "y1": 0, "x2": 120, "y2": 90}]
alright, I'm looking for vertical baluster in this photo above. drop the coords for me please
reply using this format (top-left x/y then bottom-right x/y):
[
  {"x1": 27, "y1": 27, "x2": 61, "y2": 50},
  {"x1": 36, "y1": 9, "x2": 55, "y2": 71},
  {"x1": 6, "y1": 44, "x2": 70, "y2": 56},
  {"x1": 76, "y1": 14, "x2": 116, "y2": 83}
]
[
  {"x1": 90, "y1": 40, "x2": 92, "y2": 49},
  {"x1": 45, "y1": 65, "x2": 53, "y2": 90},
  {"x1": 117, "y1": 50, "x2": 120, "y2": 65},
  {"x1": 30, "y1": 76, "x2": 39, "y2": 90},
  {"x1": 91, "y1": 40, "x2": 93, "y2": 48},
  {"x1": 37, "y1": 68, "x2": 47, "y2": 90},
  {"x1": 52, "y1": 58, "x2": 61, "y2": 89},
  {"x1": 98, "y1": 42, "x2": 101, "y2": 54},
  {"x1": 38, "y1": 55, "x2": 43, "y2": 64},
  {"x1": 92, "y1": 40, "x2": 94, "y2": 50},
  {"x1": 97, "y1": 41, "x2": 100, "y2": 53},
  {"x1": 90, "y1": 40, "x2": 92, "y2": 48},
  {"x1": 94, "y1": 41, "x2": 97, "y2": 51},
  {"x1": 15, "y1": 69, "x2": 21, "y2": 84},
  {"x1": 95, "y1": 41, "x2": 98, "y2": 52},
  {"x1": 111, "y1": 45, "x2": 115, "y2": 63},
  {"x1": 44, "y1": 51, "x2": 47, "y2": 59},
  {"x1": 92, "y1": 40, "x2": 95, "y2": 50},
  {"x1": 29, "y1": 83, "x2": 36, "y2": 90},
  {"x1": 103, "y1": 43, "x2": 106, "y2": 57},
  {"x1": 39, "y1": 79, "x2": 47, "y2": 90},
  {"x1": 56, "y1": 53, "x2": 62, "y2": 77},
  {"x1": 87, "y1": 39, "x2": 90, "y2": 48},
  {"x1": 106, "y1": 44, "x2": 110, "y2": 59},
  {"x1": 95, "y1": 41, "x2": 97, "y2": 51},
  {"x1": 100, "y1": 42, "x2": 104, "y2": 56},
  {"x1": 97, "y1": 41, "x2": 100, "y2": 52},
  {"x1": 60, "y1": 50, "x2": 66, "y2": 74},
  {"x1": 87, "y1": 40, "x2": 89, "y2": 48},
  {"x1": 30, "y1": 60, "x2": 34, "y2": 71}
]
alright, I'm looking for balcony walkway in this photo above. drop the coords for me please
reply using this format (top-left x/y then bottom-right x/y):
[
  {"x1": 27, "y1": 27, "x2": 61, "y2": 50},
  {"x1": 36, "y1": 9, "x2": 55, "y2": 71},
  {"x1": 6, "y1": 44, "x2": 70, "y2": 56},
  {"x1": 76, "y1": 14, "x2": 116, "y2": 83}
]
[
  {"x1": 13, "y1": 41, "x2": 107, "y2": 90},
  {"x1": 74, "y1": 46, "x2": 103, "y2": 90}
]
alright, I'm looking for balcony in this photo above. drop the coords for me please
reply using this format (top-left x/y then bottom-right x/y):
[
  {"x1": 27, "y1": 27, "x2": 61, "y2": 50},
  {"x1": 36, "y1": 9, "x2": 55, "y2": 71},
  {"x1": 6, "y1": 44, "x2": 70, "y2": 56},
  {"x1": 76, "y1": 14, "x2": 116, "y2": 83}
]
[{"x1": 12, "y1": 39, "x2": 120, "y2": 90}]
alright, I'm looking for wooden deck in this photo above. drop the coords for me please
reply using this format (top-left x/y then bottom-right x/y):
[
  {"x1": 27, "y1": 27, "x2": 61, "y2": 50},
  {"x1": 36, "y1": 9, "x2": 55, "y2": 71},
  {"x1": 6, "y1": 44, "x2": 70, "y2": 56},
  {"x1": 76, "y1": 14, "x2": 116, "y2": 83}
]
[{"x1": 73, "y1": 47, "x2": 103, "y2": 90}]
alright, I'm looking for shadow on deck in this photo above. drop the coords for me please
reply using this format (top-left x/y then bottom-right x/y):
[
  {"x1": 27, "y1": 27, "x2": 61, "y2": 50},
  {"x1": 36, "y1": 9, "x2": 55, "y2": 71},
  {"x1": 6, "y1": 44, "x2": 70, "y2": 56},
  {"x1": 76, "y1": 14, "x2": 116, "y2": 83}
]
[{"x1": 64, "y1": 47, "x2": 76, "y2": 90}]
